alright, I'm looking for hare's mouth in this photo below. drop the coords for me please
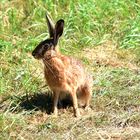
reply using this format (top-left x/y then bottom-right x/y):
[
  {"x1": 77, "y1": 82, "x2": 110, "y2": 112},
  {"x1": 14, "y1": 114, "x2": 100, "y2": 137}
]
[
  {"x1": 34, "y1": 55, "x2": 42, "y2": 59},
  {"x1": 32, "y1": 54, "x2": 42, "y2": 59},
  {"x1": 32, "y1": 51, "x2": 42, "y2": 59}
]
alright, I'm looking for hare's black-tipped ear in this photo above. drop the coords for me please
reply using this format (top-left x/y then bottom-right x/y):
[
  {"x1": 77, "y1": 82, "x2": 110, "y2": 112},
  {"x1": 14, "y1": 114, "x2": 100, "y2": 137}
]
[
  {"x1": 46, "y1": 14, "x2": 55, "y2": 38},
  {"x1": 54, "y1": 19, "x2": 64, "y2": 46}
]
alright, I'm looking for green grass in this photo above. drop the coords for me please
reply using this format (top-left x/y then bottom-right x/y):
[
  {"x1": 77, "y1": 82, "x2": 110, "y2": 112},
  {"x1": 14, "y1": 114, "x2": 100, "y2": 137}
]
[{"x1": 0, "y1": 0, "x2": 140, "y2": 139}]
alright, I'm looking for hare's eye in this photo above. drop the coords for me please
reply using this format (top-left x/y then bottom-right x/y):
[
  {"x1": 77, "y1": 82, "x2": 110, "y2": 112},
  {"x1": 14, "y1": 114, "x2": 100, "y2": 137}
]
[
  {"x1": 43, "y1": 45, "x2": 48, "y2": 49},
  {"x1": 46, "y1": 44, "x2": 50, "y2": 49}
]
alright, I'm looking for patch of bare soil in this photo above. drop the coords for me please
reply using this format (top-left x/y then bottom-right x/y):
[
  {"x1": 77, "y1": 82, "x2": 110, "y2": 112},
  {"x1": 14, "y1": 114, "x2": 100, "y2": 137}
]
[{"x1": 82, "y1": 41, "x2": 140, "y2": 72}]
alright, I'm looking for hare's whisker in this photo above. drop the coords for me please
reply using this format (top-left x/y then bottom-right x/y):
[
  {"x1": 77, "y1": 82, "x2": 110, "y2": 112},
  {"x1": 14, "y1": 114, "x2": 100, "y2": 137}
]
[{"x1": 42, "y1": 58, "x2": 56, "y2": 78}]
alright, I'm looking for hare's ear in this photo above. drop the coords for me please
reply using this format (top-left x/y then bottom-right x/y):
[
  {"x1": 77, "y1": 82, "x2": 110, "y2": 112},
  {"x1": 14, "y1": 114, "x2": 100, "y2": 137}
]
[
  {"x1": 54, "y1": 19, "x2": 64, "y2": 46},
  {"x1": 46, "y1": 14, "x2": 55, "y2": 38}
]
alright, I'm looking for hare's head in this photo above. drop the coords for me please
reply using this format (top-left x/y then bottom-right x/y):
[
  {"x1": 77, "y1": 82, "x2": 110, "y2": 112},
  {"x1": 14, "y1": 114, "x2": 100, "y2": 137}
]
[{"x1": 32, "y1": 14, "x2": 64, "y2": 59}]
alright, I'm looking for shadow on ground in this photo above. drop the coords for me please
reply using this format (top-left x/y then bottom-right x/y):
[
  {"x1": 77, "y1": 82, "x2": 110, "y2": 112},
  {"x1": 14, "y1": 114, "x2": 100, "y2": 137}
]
[{"x1": 20, "y1": 92, "x2": 73, "y2": 114}]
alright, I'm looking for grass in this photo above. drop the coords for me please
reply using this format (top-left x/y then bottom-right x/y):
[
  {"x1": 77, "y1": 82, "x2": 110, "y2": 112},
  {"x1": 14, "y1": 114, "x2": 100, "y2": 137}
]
[{"x1": 0, "y1": 0, "x2": 140, "y2": 139}]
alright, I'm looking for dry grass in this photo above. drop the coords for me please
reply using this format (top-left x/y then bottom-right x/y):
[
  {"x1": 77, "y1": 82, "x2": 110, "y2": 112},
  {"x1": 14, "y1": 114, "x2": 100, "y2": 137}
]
[
  {"x1": 1, "y1": 42, "x2": 140, "y2": 139},
  {"x1": 82, "y1": 41, "x2": 139, "y2": 72}
]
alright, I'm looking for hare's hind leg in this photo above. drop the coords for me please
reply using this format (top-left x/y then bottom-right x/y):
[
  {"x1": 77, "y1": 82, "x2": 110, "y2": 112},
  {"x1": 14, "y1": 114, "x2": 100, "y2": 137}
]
[
  {"x1": 70, "y1": 89, "x2": 81, "y2": 117},
  {"x1": 53, "y1": 91, "x2": 60, "y2": 116},
  {"x1": 81, "y1": 85, "x2": 92, "y2": 110}
]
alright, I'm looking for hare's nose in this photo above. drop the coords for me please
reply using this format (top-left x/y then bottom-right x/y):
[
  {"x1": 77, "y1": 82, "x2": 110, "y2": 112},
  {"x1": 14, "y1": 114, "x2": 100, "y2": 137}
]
[{"x1": 32, "y1": 52, "x2": 36, "y2": 56}]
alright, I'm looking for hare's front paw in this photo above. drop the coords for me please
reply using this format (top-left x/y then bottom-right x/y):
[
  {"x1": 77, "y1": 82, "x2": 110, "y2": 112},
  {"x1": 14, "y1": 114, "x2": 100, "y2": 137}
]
[
  {"x1": 74, "y1": 108, "x2": 81, "y2": 117},
  {"x1": 51, "y1": 108, "x2": 58, "y2": 117}
]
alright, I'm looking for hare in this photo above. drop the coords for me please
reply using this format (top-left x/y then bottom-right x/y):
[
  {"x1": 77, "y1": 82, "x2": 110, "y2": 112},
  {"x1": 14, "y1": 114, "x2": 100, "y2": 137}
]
[{"x1": 32, "y1": 14, "x2": 93, "y2": 117}]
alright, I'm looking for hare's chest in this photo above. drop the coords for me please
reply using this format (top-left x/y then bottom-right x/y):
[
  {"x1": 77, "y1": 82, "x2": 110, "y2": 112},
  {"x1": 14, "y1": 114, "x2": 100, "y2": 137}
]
[{"x1": 44, "y1": 63, "x2": 65, "y2": 88}]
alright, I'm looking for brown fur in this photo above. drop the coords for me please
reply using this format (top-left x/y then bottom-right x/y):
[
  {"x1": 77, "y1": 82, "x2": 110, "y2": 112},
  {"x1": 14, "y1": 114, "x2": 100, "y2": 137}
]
[
  {"x1": 32, "y1": 15, "x2": 93, "y2": 117},
  {"x1": 43, "y1": 49, "x2": 92, "y2": 117}
]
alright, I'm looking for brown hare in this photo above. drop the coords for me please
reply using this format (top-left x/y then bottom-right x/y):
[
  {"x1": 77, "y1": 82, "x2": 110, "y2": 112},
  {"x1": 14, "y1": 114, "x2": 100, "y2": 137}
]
[{"x1": 32, "y1": 14, "x2": 93, "y2": 117}]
